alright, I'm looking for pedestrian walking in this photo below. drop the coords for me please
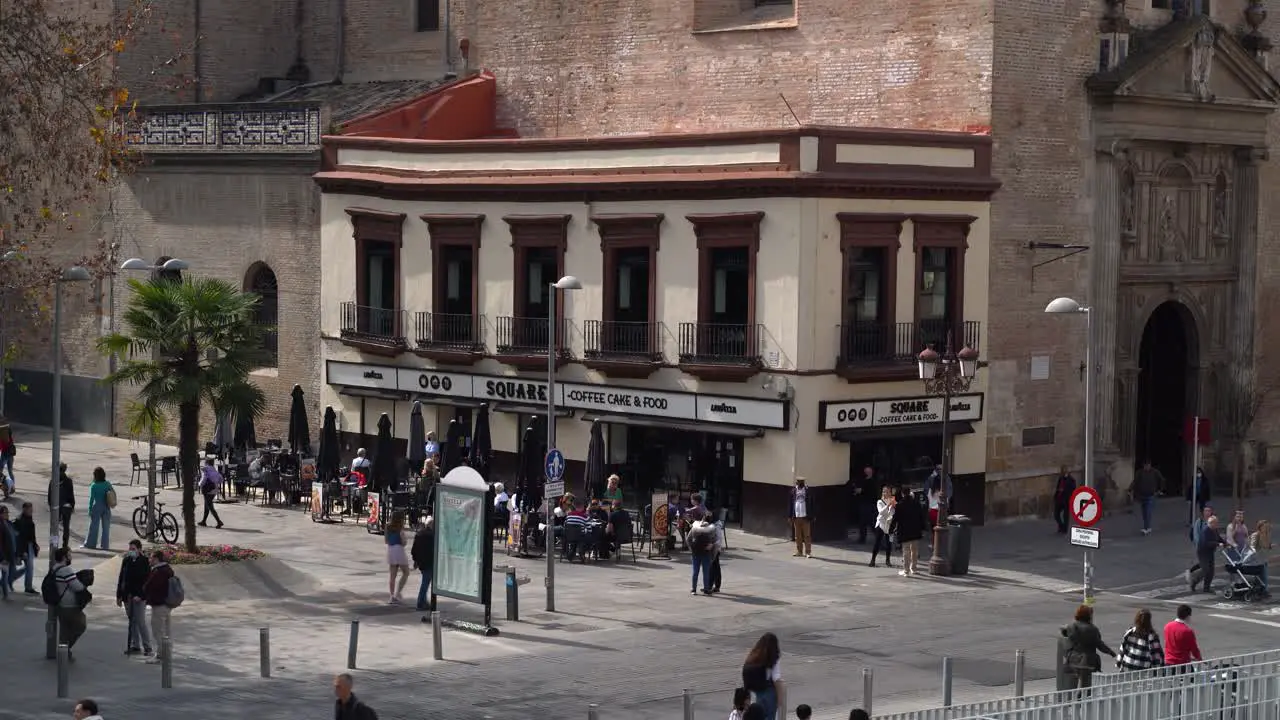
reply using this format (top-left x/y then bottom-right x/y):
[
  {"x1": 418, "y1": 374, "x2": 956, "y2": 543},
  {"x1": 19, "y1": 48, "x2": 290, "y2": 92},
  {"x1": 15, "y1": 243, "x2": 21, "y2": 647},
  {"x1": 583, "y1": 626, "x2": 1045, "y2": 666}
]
[
  {"x1": 333, "y1": 673, "x2": 378, "y2": 720},
  {"x1": 14, "y1": 501, "x2": 38, "y2": 594},
  {"x1": 1187, "y1": 466, "x2": 1211, "y2": 518},
  {"x1": 1250, "y1": 520, "x2": 1272, "y2": 597},
  {"x1": 83, "y1": 467, "x2": 115, "y2": 550},
  {"x1": 116, "y1": 539, "x2": 153, "y2": 656},
  {"x1": 1053, "y1": 466, "x2": 1076, "y2": 534},
  {"x1": 890, "y1": 487, "x2": 925, "y2": 577},
  {"x1": 1060, "y1": 604, "x2": 1116, "y2": 689},
  {"x1": 1226, "y1": 509, "x2": 1249, "y2": 552},
  {"x1": 741, "y1": 632, "x2": 784, "y2": 720},
  {"x1": 0, "y1": 427, "x2": 15, "y2": 499},
  {"x1": 1194, "y1": 514, "x2": 1226, "y2": 593},
  {"x1": 709, "y1": 514, "x2": 725, "y2": 593},
  {"x1": 688, "y1": 517, "x2": 716, "y2": 595},
  {"x1": 869, "y1": 486, "x2": 895, "y2": 568},
  {"x1": 142, "y1": 549, "x2": 177, "y2": 664},
  {"x1": 49, "y1": 463, "x2": 75, "y2": 549},
  {"x1": 1116, "y1": 608, "x2": 1164, "y2": 671},
  {"x1": 411, "y1": 516, "x2": 434, "y2": 611},
  {"x1": 1163, "y1": 604, "x2": 1202, "y2": 666},
  {"x1": 728, "y1": 687, "x2": 750, "y2": 720},
  {"x1": 851, "y1": 466, "x2": 877, "y2": 543},
  {"x1": 1133, "y1": 460, "x2": 1164, "y2": 536},
  {"x1": 46, "y1": 547, "x2": 90, "y2": 660},
  {"x1": 384, "y1": 512, "x2": 410, "y2": 604},
  {"x1": 789, "y1": 477, "x2": 813, "y2": 559},
  {"x1": 73, "y1": 698, "x2": 104, "y2": 720},
  {"x1": 197, "y1": 458, "x2": 224, "y2": 528},
  {"x1": 0, "y1": 506, "x2": 16, "y2": 600}
]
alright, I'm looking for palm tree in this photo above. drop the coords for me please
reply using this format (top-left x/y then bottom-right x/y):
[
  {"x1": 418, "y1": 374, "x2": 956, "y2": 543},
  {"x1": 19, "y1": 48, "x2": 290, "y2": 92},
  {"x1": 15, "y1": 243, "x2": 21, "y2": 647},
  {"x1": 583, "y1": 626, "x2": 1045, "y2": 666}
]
[{"x1": 98, "y1": 277, "x2": 269, "y2": 550}]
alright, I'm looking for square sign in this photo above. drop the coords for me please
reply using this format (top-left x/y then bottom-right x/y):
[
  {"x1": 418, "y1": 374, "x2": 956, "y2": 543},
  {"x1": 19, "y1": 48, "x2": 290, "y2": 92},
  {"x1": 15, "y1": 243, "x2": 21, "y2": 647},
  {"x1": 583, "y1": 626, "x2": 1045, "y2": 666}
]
[{"x1": 1070, "y1": 527, "x2": 1100, "y2": 549}]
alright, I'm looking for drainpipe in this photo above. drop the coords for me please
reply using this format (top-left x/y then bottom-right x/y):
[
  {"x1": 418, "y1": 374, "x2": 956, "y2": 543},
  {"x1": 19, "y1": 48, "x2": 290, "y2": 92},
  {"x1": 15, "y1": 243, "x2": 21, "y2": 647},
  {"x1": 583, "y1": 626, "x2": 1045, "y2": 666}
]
[
  {"x1": 335, "y1": 0, "x2": 346, "y2": 82},
  {"x1": 443, "y1": 0, "x2": 452, "y2": 71},
  {"x1": 264, "y1": 0, "x2": 342, "y2": 101},
  {"x1": 193, "y1": 0, "x2": 203, "y2": 102}
]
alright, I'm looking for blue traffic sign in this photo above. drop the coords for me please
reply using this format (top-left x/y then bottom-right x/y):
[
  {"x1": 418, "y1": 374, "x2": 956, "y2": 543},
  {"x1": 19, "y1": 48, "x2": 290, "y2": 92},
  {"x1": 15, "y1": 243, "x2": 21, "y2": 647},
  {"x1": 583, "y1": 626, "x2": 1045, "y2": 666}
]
[{"x1": 545, "y1": 449, "x2": 565, "y2": 482}]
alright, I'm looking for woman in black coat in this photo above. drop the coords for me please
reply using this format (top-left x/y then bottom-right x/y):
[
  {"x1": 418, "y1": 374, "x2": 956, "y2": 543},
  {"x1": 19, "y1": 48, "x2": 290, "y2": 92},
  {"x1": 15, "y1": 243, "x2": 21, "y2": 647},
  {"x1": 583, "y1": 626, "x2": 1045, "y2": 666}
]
[
  {"x1": 1061, "y1": 604, "x2": 1116, "y2": 688},
  {"x1": 889, "y1": 487, "x2": 925, "y2": 577}
]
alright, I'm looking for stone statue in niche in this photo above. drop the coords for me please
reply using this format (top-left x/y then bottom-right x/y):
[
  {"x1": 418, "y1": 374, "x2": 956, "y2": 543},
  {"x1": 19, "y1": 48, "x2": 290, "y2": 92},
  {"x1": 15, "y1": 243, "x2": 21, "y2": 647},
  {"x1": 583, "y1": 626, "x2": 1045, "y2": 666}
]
[
  {"x1": 1212, "y1": 174, "x2": 1230, "y2": 238},
  {"x1": 1157, "y1": 194, "x2": 1182, "y2": 259},
  {"x1": 1190, "y1": 26, "x2": 1216, "y2": 101},
  {"x1": 1120, "y1": 171, "x2": 1137, "y2": 239}
]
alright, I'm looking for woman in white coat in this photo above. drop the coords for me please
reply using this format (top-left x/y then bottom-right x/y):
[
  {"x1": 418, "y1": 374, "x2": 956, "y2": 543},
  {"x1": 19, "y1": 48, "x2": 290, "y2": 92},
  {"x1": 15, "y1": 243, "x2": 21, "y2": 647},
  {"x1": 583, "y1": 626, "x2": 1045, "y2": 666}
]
[{"x1": 869, "y1": 486, "x2": 896, "y2": 568}]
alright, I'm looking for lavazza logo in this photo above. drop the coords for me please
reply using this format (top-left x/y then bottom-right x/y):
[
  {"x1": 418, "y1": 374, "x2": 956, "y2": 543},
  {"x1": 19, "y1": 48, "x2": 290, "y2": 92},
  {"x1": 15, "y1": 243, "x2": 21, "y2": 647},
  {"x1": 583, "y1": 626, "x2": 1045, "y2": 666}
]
[
  {"x1": 363, "y1": 370, "x2": 384, "y2": 380},
  {"x1": 708, "y1": 402, "x2": 737, "y2": 414}
]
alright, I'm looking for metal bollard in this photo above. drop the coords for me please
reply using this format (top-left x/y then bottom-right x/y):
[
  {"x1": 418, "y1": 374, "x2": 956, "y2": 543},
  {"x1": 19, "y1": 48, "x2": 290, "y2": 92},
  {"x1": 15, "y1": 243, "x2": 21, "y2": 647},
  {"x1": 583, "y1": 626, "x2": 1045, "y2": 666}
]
[
  {"x1": 587, "y1": 703, "x2": 599, "y2": 720},
  {"x1": 506, "y1": 567, "x2": 519, "y2": 621},
  {"x1": 260, "y1": 627, "x2": 271, "y2": 678},
  {"x1": 1014, "y1": 648, "x2": 1026, "y2": 697},
  {"x1": 682, "y1": 689, "x2": 694, "y2": 720},
  {"x1": 431, "y1": 610, "x2": 443, "y2": 660},
  {"x1": 862, "y1": 667, "x2": 873, "y2": 716},
  {"x1": 161, "y1": 638, "x2": 173, "y2": 689},
  {"x1": 347, "y1": 620, "x2": 359, "y2": 670},
  {"x1": 55, "y1": 644, "x2": 69, "y2": 698},
  {"x1": 942, "y1": 656, "x2": 953, "y2": 707}
]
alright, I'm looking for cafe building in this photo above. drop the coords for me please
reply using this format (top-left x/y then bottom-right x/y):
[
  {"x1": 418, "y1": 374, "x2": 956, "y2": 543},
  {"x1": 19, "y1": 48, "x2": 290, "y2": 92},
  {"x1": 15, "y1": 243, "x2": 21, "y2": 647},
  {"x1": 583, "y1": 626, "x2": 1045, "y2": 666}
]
[{"x1": 314, "y1": 122, "x2": 998, "y2": 538}]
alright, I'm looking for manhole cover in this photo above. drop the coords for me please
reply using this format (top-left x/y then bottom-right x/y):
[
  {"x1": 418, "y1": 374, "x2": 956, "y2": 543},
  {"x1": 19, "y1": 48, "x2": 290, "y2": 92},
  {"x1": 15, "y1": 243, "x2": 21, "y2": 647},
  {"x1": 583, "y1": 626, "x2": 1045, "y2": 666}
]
[{"x1": 617, "y1": 581, "x2": 653, "y2": 589}]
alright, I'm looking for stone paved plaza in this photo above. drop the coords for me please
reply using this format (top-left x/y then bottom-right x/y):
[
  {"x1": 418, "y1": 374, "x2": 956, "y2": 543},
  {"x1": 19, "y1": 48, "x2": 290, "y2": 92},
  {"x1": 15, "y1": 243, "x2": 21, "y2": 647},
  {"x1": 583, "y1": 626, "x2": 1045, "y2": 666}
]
[{"x1": 1, "y1": 424, "x2": 1278, "y2": 720}]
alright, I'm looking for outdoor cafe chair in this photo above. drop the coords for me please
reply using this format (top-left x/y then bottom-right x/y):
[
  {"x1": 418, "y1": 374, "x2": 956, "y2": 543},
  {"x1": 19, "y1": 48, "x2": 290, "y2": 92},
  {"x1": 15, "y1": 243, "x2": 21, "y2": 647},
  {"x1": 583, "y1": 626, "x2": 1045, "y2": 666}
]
[
  {"x1": 129, "y1": 453, "x2": 150, "y2": 486},
  {"x1": 159, "y1": 456, "x2": 178, "y2": 487},
  {"x1": 613, "y1": 521, "x2": 638, "y2": 564},
  {"x1": 560, "y1": 523, "x2": 586, "y2": 563}
]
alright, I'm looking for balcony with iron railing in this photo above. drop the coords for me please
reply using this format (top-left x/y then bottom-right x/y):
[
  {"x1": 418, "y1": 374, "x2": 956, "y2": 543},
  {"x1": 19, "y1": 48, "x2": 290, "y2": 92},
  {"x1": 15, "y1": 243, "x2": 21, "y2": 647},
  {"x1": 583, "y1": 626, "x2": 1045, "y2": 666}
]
[
  {"x1": 339, "y1": 302, "x2": 408, "y2": 356},
  {"x1": 582, "y1": 320, "x2": 666, "y2": 378},
  {"x1": 412, "y1": 312, "x2": 486, "y2": 365},
  {"x1": 494, "y1": 316, "x2": 573, "y2": 370},
  {"x1": 676, "y1": 322, "x2": 764, "y2": 382},
  {"x1": 835, "y1": 319, "x2": 981, "y2": 382}
]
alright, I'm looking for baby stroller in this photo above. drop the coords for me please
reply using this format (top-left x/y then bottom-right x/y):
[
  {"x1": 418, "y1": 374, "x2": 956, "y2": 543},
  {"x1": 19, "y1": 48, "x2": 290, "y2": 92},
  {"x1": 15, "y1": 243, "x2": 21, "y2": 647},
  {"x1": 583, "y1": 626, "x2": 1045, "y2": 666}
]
[{"x1": 1221, "y1": 546, "x2": 1268, "y2": 602}]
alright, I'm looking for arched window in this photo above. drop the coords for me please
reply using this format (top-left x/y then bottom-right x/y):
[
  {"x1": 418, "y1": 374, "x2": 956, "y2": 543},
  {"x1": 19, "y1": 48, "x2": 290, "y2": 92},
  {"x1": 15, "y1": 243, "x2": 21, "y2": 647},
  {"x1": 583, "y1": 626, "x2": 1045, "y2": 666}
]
[
  {"x1": 152, "y1": 256, "x2": 183, "y2": 284},
  {"x1": 245, "y1": 263, "x2": 279, "y2": 368}
]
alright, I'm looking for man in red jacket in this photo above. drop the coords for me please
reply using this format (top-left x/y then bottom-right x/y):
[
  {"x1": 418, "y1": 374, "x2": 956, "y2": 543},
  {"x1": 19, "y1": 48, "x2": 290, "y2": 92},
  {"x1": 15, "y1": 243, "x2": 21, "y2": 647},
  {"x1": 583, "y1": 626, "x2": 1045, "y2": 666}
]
[
  {"x1": 141, "y1": 550, "x2": 175, "y2": 664},
  {"x1": 1163, "y1": 604, "x2": 1203, "y2": 666}
]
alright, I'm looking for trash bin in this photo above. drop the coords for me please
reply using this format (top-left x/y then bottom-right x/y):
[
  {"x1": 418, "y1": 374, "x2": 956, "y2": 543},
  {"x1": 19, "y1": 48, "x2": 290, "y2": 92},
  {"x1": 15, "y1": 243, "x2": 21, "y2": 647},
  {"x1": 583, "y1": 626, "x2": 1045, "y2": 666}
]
[
  {"x1": 1055, "y1": 635, "x2": 1073, "y2": 691},
  {"x1": 947, "y1": 514, "x2": 973, "y2": 575}
]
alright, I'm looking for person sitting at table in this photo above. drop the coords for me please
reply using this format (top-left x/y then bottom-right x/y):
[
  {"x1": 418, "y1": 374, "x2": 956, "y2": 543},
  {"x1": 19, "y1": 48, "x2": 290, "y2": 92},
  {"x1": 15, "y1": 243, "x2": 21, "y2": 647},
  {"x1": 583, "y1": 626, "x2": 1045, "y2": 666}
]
[
  {"x1": 604, "y1": 500, "x2": 631, "y2": 560},
  {"x1": 687, "y1": 493, "x2": 709, "y2": 522},
  {"x1": 351, "y1": 449, "x2": 372, "y2": 474},
  {"x1": 493, "y1": 483, "x2": 511, "y2": 541},
  {"x1": 424, "y1": 431, "x2": 440, "y2": 462},
  {"x1": 562, "y1": 501, "x2": 589, "y2": 561},
  {"x1": 587, "y1": 499, "x2": 609, "y2": 523},
  {"x1": 602, "y1": 475, "x2": 624, "y2": 504}
]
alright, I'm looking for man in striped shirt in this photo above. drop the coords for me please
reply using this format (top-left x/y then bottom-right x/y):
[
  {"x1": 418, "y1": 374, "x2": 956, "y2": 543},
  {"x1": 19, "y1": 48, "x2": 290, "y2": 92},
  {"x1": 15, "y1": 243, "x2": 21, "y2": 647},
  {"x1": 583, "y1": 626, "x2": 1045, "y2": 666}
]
[{"x1": 562, "y1": 501, "x2": 589, "y2": 561}]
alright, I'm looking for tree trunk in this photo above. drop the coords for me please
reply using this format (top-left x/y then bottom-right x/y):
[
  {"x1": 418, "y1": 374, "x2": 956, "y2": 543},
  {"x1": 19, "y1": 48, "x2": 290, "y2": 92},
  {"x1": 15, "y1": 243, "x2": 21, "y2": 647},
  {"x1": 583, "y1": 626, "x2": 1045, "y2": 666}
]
[{"x1": 179, "y1": 400, "x2": 201, "y2": 551}]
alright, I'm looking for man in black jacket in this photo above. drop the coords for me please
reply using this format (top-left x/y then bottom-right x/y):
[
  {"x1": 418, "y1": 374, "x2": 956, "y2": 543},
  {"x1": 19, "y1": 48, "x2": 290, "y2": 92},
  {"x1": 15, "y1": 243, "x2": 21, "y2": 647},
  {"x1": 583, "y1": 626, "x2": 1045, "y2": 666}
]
[
  {"x1": 116, "y1": 539, "x2": 153, "y2": 655},
  {"x1": 13, "y1": 501, "x2": 38, "y2": 594},
  {"x1": 334, "y1": 673, "x2": 378, "y2": 720},
  {"x1": 48, "y1": 463, "x2": 75, "y2": 548},
  {"x1": 410, "y1": 518, "x2": 434, "y2": 612}
]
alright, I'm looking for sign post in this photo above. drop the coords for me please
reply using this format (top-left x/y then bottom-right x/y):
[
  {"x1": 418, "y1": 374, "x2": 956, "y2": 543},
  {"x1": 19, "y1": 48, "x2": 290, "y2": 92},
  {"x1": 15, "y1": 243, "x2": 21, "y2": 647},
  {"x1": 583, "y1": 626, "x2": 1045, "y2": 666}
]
[
  {"x1": 544, "y1": 448, "x2": 565, "y2": 612},
  {"x1": 1184, "y1": 416, "x2": 1210, "y2": 524},
  {"x1": 1069, "y1": 485, "x2": 1102, "y2": 602},
  {"x1": 431, "y1": 465, "x2": 498, "y2": 636}
]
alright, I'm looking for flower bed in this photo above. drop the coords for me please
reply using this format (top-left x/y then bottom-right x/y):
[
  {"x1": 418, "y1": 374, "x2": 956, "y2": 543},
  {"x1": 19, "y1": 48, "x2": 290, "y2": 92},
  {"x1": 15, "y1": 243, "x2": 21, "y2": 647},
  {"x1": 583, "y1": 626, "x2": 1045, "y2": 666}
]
[{"x1": 151, "y1": 544, "x2": 266, "y2": 565}]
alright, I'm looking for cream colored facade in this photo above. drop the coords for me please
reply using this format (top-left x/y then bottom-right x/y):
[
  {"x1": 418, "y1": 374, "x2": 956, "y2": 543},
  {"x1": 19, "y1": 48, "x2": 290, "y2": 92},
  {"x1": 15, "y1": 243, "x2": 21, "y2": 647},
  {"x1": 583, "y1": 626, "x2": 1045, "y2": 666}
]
[{"x1": 316, "y1": 127, "x2": 997, "y2": 535}]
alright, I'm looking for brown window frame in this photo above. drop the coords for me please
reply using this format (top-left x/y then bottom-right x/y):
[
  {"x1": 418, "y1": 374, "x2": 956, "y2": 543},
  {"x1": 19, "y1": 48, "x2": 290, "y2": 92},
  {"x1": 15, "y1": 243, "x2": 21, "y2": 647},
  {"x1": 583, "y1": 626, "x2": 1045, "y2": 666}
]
[
  {"x1": 422, "y1": 214, "x2": 483, "y2": 317},
  {"x1": 347, "y1": 207, "x2": 406, "y2": 315},
  {"x1": 504, "y1": 215, "x2": 570, "y2": 323},
  {"x1": 686, "y1": 212, "x2": 763, "y2": 328},
  {"x1": 592, "y1": 214, "x2": 663, "y2": 325},
  {"x1": 415, "y1": 0, "x2": 441, "y2": 31},
  {"x1": 837, "y1": 213, "x2": 904, "y2": 330},
  {"x1": 910, "y1": 215, "x2": 975, "y2": 333}
]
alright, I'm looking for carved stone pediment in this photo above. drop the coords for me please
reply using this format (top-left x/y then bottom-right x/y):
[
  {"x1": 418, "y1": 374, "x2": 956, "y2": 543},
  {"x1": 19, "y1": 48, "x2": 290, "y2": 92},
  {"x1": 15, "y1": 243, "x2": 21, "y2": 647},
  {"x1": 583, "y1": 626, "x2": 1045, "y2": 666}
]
[{"x1": 1088, "y1": 16, "x2": 1280, "y2": 108}]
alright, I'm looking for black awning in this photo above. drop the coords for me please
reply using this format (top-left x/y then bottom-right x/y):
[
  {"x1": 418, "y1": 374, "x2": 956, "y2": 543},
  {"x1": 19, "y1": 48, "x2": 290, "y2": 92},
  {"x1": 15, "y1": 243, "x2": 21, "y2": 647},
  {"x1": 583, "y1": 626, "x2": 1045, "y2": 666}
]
[
  {"x1": 582, "y1": 413, "x2": 764, "y2": 439},
  {"x1": 830, "y1": 421, "x2": 974, "y2": 444},
  {"x1": 490, "y1": 404, "x2": 574, "y2": 418},
  {"x1": 411, "y1": 394, "x2": 484, "y2": 409},
  {"x1": 336, "y1": 386, "x2": 409, "y2": 402}
]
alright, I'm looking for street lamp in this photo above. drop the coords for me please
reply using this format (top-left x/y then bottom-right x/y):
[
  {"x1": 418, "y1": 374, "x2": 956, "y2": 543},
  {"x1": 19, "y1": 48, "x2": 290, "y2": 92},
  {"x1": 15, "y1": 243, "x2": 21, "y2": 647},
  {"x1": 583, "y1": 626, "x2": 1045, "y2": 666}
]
[
  {"x1": 1045, "y1": 296, "x2": 1094, "y2": 606},
  {"x1": 545, "y1": 274, "x2": 581, "y2": 612},
  {"x1": 916, "y1": 333, "x2": 979, "y2": 576},
  {"x1": 118, "y1": 257, "x2": 190, "y2": 539}
]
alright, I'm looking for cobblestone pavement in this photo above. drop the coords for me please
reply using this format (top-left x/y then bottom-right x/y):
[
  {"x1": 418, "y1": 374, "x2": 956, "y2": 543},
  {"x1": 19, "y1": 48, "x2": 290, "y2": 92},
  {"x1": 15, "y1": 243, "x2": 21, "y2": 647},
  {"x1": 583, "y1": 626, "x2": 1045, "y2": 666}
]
[{"x1": 1, "y1": 424, "x2": 1278, "y2": 720}]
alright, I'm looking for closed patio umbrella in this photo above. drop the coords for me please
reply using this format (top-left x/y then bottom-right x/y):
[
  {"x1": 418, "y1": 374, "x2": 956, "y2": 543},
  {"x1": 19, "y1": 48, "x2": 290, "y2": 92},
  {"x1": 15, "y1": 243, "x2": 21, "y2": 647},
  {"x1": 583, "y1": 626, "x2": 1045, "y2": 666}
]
[
  {"x1": 317, "y1": 406, "x2": 340, "y2": 482},
  {"x1": 516, "y1": 424, "x2": 534, "y2": 511},
  {"x1": 233, "y1": 408, "x2": 257, "y2": 451},
  {"x1": 469, "y1": 403, "x2": 493, "y2": 482},
  {"x1": 408, "y1": 401, "x2": 426, "y2": 475},
  {"x1": 442, "y1": 418, "x2": 463, "y2": 474},
  {"x1": 584, "y1": 419, "x2": 606, "y2": 500},
  {"x1": 211, "y1": 408, "x2": 233, "y2": 457},
  {"x1": 371, "y1": 413, "x2": 397, "y2": 493},
  {"x1": 287, "y1": 384, "x2": 312, "y2": 456},
  {"x1": 522, "y1": 421, "x2": 544, "y2": 513}
]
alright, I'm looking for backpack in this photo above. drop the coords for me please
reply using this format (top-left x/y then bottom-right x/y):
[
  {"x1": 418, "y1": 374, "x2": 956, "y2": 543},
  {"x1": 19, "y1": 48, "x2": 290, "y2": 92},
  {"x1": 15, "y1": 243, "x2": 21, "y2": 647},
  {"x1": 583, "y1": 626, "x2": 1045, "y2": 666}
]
[
  {"x1": 742, "y1": 663, "x2": 770, "y2": 693},
  {"x1": 166, "y1": 574, "x2": 186, "y2": 608},
  {"x1": 690, "y1": 529, "x2": 713, "y2": 554},
  {"x1": 105, "y1": 487, "x2": 117, "y2": 509},
  {"x1": 40, "y1": 570, "x2": 61, "y2": 605}
]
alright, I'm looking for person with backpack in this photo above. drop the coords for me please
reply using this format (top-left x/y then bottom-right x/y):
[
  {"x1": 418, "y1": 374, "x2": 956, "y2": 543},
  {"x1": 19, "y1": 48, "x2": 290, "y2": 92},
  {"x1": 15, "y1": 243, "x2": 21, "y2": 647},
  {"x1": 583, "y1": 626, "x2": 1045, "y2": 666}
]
[
  {"x1": 741, "y1": 632, "x2": 784, "y2": 720},
  {"x1": 116, "y1": 539, "x2": 153, "y2": 656},
  {"x1": 141, "y1": 550, "x2": 182, "y2": 664},
  {"x1": 44, "y1": 547, "x2": 90, "y2": 660},
  {"x1": 198, "y1": 458, "x2": 224, "y2": 529},
  {"x1": 83, "y1": 467, "x2": 116, "y2": 551},
  {"x1": 688, "y1": 518, "x2": 716, "y2": 595}
]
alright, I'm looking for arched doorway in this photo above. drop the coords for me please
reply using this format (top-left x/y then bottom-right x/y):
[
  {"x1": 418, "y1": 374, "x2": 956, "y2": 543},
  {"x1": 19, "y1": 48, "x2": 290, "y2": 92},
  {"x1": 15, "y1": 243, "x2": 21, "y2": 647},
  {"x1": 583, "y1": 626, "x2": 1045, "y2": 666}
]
[{"x1": 1134, "y1": 301, "x2": 1198, "y2": 494}]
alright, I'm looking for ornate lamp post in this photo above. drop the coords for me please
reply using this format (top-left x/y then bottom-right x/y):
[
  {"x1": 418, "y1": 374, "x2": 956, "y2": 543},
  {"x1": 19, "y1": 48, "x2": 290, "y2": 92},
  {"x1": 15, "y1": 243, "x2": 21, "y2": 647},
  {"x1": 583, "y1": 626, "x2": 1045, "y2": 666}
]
[{"x1": 917, "y1": 333, "x2": 979, "y2": 576}]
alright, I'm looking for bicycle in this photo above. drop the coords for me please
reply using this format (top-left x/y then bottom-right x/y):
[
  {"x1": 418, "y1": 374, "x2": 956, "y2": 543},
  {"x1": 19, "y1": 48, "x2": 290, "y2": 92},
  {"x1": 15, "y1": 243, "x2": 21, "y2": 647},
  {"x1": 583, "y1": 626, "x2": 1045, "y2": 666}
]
[{"x1": 131, "y1": 494, "x2": 180, "y2": 544}]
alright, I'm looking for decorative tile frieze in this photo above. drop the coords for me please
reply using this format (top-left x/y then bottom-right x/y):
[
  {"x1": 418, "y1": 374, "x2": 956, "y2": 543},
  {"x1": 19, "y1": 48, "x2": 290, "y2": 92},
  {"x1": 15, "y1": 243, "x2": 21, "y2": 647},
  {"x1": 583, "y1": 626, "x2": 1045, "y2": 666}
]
[{"x1": 125, "y1": 103, "x2": 323, "y2": 153}]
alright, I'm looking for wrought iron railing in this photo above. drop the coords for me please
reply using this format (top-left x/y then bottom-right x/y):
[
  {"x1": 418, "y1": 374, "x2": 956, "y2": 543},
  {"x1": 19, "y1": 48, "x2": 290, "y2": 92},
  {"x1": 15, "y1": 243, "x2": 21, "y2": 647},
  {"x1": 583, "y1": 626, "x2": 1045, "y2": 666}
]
[
  {"x1": 583, "y1": 320, "x2": 664, "y2": 362},
  {"x1": 339, "y1": 302, "x2": 406, "y2": 344},
  {"x1": 495, "y1": 316, "x2": 570, "y2": 355},
  {"x1": 676, "y1": 322, "x2": 762, "y2": 364},
  {"x1": 837, "y1": 320, "x2": 982, "y2": 365},
  {"x1": 414, "y1": 312, "x2": 485, "y2": 352}
]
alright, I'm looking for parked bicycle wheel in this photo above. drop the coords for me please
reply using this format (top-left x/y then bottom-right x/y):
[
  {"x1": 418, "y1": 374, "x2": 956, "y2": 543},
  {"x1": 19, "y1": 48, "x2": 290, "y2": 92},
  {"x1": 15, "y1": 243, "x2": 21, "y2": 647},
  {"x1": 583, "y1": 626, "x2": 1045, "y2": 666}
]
[
  {"x1": 157, "y1": 512, "x2": 180, "y2": 544},
  {"x1": 132, "y1": 506, "x2": 148, "y2": 537}
]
